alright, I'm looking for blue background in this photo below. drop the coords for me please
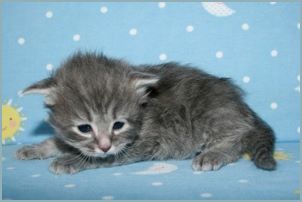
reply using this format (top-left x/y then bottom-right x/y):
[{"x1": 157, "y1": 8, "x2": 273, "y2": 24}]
[
  {"x1": 2, "y1": 2, "x2": 300, "y2": 200},
  {"x1": 2, "y1": 2, "x2": 300, "y2": 142}
]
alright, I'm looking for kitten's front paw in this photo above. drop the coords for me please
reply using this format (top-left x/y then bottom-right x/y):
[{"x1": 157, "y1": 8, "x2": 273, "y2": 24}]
[
  {"x1": 16, "y1": 145, "x2": 46, "y2": 160},
  {"x1": 192, "y1": 152, "x2": 225, "y2": 171},
  {"x1": 49, "y1": 155, "x2": 81, "y2": 175}
]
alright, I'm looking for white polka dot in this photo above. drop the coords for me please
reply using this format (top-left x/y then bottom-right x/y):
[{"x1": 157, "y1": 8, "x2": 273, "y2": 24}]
[
  {"x1": 200, "y1": 193, "x2": 212, "y2": 198},
  {"x1": 158, "y1": 2, "x2": 166, "y2": 8},
  {"x1": 45, "y1": 11, "x2": 53, "y2": 18},
  {"x1": 186, "y1": 25, "x2": 194, "y2": 32},
  {"x1": 31, "y1": 174, "x2": 41, "y2": 178},
  {"x1": 295, "y1": 86, "x2": 300, "y2": 92},
  {"x1": 43, "y1": 117, "x2": 49, "y2": 122},
  {"x1": 7, "y1": 166, "x2": 15, "y2": 170},
  {"x1": 64, "y1": 184, "x2": 76, "y2": 188},
  {"x1": 129, "y1": 28, "x2": 138, "y2": 36},
  {"x1": 102, "y1": 196, "x2": 114, "y2": 200},
  {"x1": 296, "y1": 160, "x2": 300, "y2": 163},
  {"x1": 159, "y1": 53, "x2": 167, "y2": 61},
  {"x1": 73, "y1": 34, "x2": 80, "y2": 41},
  {"x1": 228, "y1": 163, "x2": 236, "y2": 166},
  {"x1": 216, "y1": 51, "x2": 223, "y2": 59},
  {"x1": 270, "y1": 2, "x2": 277, "y2": 5},
  {"x1": 242, "y1": 76, "x2": 250, "y2": 83},
  {"x1": 100, "y1": 6, "x2": 108, "y2": 14},
  {"x1": 113, "y1": 172, "x2": 123, "y2": 176},
  {"x1": 270, "y1": 102, "x2": 278, "y2": 110},
  {"x1": 2, "y1": 157, "x2": 6, "y2": 161},
  {"x1": 241, "y1": 23, "x2": 249, "y2": 31},
  {"x1": 297, "y1": 127, "x2": 300, "y2": 134},
  {"x1": 152, "y1": 182, "x2": 163, "y2": 186},
  {"x1": 193, "y1": 171, "x2": 203, "y2": 175},
  {"x1": 297, "y1": 23, "x2": 300, "y2": 30},
  {"x1": 46, "y1": 64, "x2": 54, "y2": 71},
  {"x1": 271, "y1": 49, "x2": 278, "y2": 57},
  {"x1": 297, "y1": 75, "x2": 300, "y2": 82},
  {"x1": 17, "y1": 90, "x2": 24, "y2": 97},
  {"x1": 18, "y1": 37, "x2": 25, "y2": 45},
  {"x1": 238, "y1": 179, "x2": 249, "y2": 183}
]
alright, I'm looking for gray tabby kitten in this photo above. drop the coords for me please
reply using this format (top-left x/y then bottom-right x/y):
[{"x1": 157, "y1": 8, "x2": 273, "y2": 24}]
[{"x1": 16, "y1": 52, "x2": 276, "y2": 174}]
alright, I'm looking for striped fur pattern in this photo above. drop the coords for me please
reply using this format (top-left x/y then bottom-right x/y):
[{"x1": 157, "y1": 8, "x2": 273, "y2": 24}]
[{"x1": 16, "y1": 52, "x2": 276, "y2": 174}]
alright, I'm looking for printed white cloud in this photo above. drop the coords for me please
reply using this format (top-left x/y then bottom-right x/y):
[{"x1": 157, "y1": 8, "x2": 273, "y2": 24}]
[{"x1": 132, "y1": 162, "x2": 178, "y2": 175}]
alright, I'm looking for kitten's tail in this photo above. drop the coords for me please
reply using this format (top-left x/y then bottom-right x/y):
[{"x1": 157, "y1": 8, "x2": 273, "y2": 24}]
[{"x1": 243, "y1": 118, "x2": 277, "y2": 171}]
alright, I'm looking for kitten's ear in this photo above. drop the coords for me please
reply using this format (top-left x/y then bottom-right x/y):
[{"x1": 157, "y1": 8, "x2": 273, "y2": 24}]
[
  {"x1": 22, "y1": 78, "x2": 56, "y2": 96},
  {"x1": 129, "y1": 72, "x2": 159, "y2": 95},
  {"x1": 21, "y1": 78, "x2": 57, "y2": 105}
]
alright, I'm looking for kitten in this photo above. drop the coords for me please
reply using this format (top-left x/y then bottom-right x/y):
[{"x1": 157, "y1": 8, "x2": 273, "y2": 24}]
[{"x1": 16, "y1": 52, "x2": 276, "y2": 174}]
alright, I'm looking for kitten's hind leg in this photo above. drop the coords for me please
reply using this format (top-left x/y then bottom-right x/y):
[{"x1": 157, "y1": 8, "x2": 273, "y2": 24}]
[
  {"x1": 243, "y1": 128, "x2": 276, "y2": 170},
  {"x1": 16, "y1": 137, "x2": 65, "y2": 160},
  {"x1": 192, "y1": 142, "x2": 242, "y2": 171}
]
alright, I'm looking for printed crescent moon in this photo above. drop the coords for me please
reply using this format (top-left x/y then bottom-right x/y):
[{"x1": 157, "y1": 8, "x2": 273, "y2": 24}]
[{"x1": 202, "y1": 2, "x2": 236, "y2": 17}]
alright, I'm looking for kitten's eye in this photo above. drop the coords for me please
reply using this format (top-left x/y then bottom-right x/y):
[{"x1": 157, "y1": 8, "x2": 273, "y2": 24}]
[
  {"x1": 78, "y1": 124, "x2": 93, "y2": 133},
  {"x1": 112, "y1": 121, "x2": 125, "y2": 130}
]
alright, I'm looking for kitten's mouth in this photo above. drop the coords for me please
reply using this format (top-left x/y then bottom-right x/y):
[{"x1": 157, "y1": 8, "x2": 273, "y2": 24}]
[
  {"x1": 92, "y1": 152, "x2": 111, "y2": 158},
  {"x1": 83, "y1": 144, "x2": 127, "y2": 158},
  {"x1": 81, "y1": 149, "x2": 115, "y2": 158},
  {"x1": 87, "y1": 151, "x2": 117, "y2": 159}
]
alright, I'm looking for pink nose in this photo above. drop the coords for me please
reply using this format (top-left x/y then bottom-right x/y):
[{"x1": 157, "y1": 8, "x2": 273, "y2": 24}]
[
  {"x1": 98, "y1": 136, "x2": 111, "y2": 153},
  {"x1": 99, "y1": 145, "x2": 111, "y2": 153}
]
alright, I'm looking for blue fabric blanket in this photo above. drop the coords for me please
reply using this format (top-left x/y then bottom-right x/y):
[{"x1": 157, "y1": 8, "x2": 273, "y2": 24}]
[{"x1": 2, "y1": 142, "x2": 300, "y2": 200}]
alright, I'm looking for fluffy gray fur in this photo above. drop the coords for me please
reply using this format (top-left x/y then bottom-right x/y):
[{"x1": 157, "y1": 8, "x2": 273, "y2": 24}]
[{"x1": 16, "y1": 52, "x2": 276, "y2": 174}]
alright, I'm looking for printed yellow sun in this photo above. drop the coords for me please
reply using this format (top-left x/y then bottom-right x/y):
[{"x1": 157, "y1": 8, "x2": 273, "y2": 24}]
[
  {"x1": 2, "y1": 99, "x2": 27, "y2": 144},
  {"x1": 273, "y1": 151, "x2": 290, "y2": 160},
  {"x1": 243, "y1": 151, "x2": 290, "y2": 161}
]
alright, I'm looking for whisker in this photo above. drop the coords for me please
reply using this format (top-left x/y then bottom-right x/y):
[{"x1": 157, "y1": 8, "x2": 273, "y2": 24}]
[{"x1": 63, "y1": 153, "x2": 83, "y2": 164}]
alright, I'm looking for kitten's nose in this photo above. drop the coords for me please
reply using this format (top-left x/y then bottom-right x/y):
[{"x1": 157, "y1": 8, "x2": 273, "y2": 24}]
[
  {"x1": 99, "y1": 145, "x2": 111, "y2": 153},
  {"x1": 98, "y1": 136, "x2": 111, "y2": 153}
]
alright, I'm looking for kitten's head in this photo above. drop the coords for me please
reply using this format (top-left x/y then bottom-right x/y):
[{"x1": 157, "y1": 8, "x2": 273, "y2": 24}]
[{"x1": 22, "y1": 52, "x2": 159, "y2": 158}]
